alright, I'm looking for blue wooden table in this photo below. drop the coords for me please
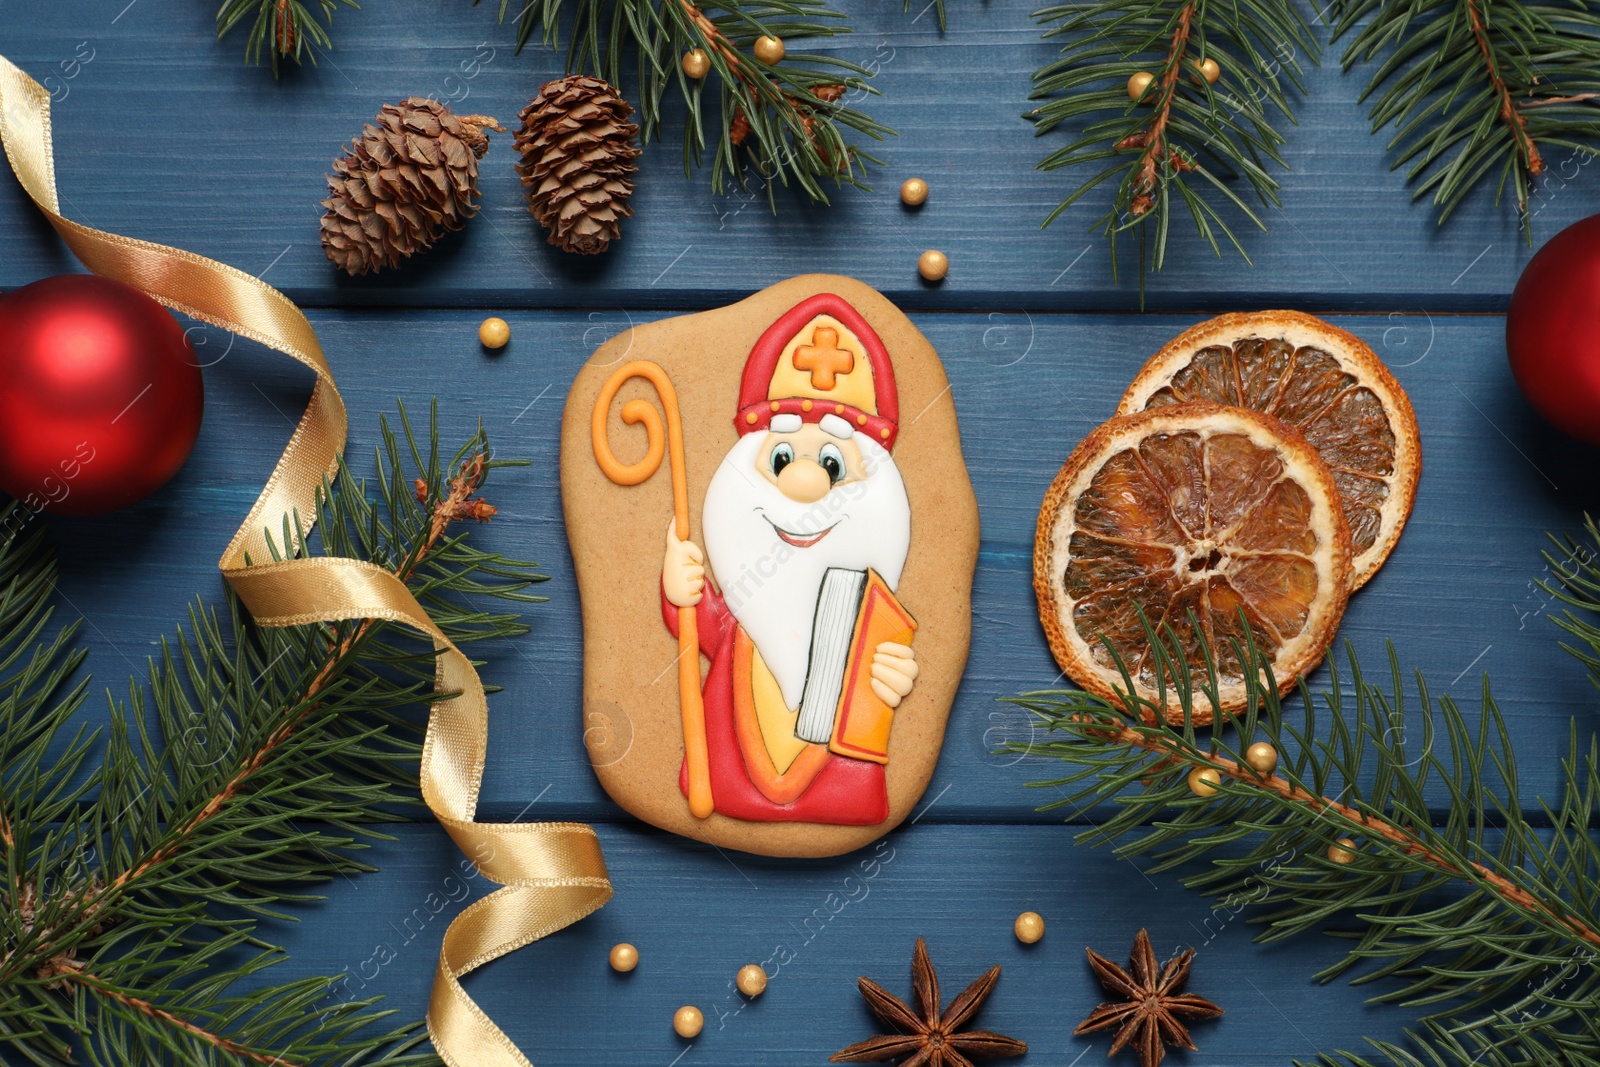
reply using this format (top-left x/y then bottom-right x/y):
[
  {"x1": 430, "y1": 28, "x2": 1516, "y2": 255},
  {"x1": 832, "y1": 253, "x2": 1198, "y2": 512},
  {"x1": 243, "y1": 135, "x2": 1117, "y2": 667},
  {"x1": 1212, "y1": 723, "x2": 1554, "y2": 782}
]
[{"x1": 4, "y1": 3, "x2": 1600, "y2": 1063}]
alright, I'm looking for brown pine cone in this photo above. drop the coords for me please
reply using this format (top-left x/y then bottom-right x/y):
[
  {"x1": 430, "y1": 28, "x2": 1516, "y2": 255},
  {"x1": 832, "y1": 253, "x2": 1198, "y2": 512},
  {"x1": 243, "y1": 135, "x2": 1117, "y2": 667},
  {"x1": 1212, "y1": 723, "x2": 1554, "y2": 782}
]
[
  {"x1": 515, "y1": 75, "x2": 641, "y2": 255},
  {"x1": 320, "y1": 98, "x2": 504, "y2": 276}
]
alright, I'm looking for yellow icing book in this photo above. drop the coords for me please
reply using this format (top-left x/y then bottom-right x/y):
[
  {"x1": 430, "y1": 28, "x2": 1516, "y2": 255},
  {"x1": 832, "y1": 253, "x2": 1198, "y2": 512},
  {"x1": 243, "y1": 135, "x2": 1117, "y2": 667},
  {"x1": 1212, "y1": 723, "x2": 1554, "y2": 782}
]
[{"x1": 794, "y1": 568, "x2": 917, "y2": 764}]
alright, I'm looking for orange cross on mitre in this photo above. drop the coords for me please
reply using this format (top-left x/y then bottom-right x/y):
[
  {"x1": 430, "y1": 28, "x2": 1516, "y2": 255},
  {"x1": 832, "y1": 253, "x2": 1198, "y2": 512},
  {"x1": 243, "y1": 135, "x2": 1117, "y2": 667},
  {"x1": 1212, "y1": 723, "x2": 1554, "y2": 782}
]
[
  {"x1": 735, "y1": 294, "x2": 901, "y2": 450},
  {"x1": 792, "y1": 327, "x2": 855, "y2": 390}
]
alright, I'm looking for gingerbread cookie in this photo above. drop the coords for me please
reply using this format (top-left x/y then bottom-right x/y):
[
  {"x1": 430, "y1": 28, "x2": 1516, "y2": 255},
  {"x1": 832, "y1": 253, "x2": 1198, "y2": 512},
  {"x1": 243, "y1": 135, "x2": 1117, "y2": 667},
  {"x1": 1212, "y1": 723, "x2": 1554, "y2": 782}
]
[{"x1": 560, "y1": 275, "x2": 978, "y2": 857}]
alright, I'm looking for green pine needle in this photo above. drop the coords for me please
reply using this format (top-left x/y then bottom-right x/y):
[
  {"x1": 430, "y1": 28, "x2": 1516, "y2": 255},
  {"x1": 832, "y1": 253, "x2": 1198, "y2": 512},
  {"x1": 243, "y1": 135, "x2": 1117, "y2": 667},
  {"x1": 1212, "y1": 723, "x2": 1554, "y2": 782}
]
[
  {"x1": 0, "y1": 403, "x2": 544, "y2": 1066},
  {"x1": 1333, "y1": 0, "x2": 1600, "y2": 239},
  {"x1": 480, "y1": 0, "x2": 893, "y2": 202},
  {"x1": 1544, "y1": 515, "x2": 1600, "y2": 688},
  {"x1": 1029, "y1": 0, "x2": 1316, "y2": 287},
  {"x1": 1010, "y1": 521, "x2": 1600, "y2": 1067},
  {"x1": 216, "y1": 0, "x2": 361, "y2": 75}
]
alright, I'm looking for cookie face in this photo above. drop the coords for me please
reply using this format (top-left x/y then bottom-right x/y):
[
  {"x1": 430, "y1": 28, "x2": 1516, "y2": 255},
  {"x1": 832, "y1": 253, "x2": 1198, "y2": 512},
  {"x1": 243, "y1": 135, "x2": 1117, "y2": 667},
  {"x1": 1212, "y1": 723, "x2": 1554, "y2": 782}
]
[{"x1": 560, "y1": 275, "x2": 978, "y2": 857}]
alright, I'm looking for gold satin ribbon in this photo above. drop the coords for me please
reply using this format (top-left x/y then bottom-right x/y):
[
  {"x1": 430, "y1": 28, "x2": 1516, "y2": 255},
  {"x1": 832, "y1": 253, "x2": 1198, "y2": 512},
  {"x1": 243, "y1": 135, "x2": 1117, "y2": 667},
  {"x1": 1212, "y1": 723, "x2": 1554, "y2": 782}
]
[{"x1": 0, "y1": 56, "x2": 610, "y2": 1067}]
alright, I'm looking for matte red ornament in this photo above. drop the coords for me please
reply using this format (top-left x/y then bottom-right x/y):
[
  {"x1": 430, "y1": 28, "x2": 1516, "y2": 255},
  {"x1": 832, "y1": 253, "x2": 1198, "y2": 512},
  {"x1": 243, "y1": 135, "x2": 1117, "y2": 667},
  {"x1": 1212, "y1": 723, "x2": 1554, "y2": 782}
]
[
  {"x1": 1507, "y1": 213, "x2": 1600, "y2": 445},
  {"x1": 0, "y1": 275, "x2": 203, "y2": 516}
]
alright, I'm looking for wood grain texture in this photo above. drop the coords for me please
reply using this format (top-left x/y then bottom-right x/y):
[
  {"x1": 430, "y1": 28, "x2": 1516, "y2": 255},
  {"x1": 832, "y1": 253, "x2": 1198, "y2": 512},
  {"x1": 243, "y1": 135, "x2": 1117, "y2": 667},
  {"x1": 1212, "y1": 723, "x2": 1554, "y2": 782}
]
[
  {"x1": 0, "y1": 1, "x2": 1593, "y2": 313},
  {"x1": 281, "y1": 822, "x2": 1421, "y2": 1065},
  {"x1": 26, "y1": 310, "x2": 1600, "y2": 825},
  {"x1": 3, "y1": 6, "x2": 1599, "y2": 1062}
]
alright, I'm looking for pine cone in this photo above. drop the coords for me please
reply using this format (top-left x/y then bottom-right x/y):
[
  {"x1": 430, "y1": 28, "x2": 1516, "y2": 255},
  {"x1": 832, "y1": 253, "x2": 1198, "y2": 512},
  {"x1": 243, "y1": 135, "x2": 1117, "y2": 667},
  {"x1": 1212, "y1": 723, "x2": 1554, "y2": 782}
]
[
  {"x1": 320, "y1": 99, "x2": 504, "y2": 276},
  {"x1": 515, "y1": 76, "x2": 640, "y2": 255}
]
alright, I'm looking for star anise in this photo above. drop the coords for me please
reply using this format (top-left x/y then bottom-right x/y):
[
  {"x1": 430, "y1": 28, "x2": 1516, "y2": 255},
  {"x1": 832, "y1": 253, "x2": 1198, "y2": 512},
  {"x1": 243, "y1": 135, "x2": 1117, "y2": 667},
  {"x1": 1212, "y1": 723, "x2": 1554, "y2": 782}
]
[
  {"x1": 1074, "y1": 929, "x2": 1223, "y2": 1067},
  {"x1": 832, "y1": 938, "x2": 1027, "y2": 1067}
]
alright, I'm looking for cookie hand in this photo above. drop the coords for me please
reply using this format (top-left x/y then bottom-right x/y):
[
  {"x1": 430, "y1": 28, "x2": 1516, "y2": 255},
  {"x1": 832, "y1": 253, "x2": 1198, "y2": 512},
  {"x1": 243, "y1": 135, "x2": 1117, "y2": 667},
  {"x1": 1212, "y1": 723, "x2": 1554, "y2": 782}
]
[
  {"x1": 869, "y1": 641, "x2": 918, "y2": 708},
  {"x1": 662, "y1": 518, "x2": 706, "y2": 607}
]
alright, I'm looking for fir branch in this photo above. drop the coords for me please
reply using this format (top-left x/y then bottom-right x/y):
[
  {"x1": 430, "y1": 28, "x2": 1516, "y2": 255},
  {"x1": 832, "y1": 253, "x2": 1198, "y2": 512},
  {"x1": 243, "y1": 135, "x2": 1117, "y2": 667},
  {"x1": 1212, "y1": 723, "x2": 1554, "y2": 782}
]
[
  {"x1": 97, "y1": 425, "x2": 511, "y2": 909},
  {"x1": 1540, "y1": 514, "x2": 1600, "y2": 689},
  {"x1": 1464, "y1": 0, "x2": 1541, "y2": 177},
  {"x1": 216, "y1": 0, "x2": 361, "y2": 75},
  {"x1": 1029, "y1": 0, "x2": 1316, "y2": 283},
  {"x1": 1031, "y1": 689, "x2": 1600, "y2": 954},
  {"x1": 1009, "y1": 568, "x2": 1600, "y2": 1067},
  {"x1": 483, "y1": 0, "x2": 892, "y2": 202},
  {"x1": 1334, "y1": 0, "x2": 1600, "y2": 232},
  {"x1": 1125, "y1": 2, "x2": 1199, "y2": 220},
  {"x1": 63, "y1": 970, "x2": 305, "y2": 1067},
  {"x1": 0, "y1": 404, "x2": 543, "y2": 1066}
]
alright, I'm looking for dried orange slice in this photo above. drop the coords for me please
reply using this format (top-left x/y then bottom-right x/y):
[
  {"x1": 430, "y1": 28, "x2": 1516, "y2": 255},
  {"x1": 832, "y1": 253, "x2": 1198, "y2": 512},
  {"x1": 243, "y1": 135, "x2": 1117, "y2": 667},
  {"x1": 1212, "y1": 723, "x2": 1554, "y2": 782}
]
[
  {"x1": 1119, "y1": 311, "x2": 1419, "y2": 590},
  {"x1": 1034, "y1": 402, "x2": 1351, "y2": 723}
]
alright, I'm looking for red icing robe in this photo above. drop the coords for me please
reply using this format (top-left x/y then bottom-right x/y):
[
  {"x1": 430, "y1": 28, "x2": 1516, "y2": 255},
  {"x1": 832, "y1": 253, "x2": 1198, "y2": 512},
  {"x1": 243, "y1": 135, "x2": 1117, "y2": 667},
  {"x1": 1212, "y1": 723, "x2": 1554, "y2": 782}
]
[{"x1": 662, "y1": 581, "x2": 888, "y2": 825}]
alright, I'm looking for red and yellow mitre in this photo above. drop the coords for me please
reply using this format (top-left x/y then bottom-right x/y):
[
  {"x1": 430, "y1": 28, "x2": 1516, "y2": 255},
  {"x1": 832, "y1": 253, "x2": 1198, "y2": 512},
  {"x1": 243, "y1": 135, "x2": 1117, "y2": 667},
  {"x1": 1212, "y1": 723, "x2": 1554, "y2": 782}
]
[{"x1": 735, "y1": 293, "x2": 901, "y2": 451}]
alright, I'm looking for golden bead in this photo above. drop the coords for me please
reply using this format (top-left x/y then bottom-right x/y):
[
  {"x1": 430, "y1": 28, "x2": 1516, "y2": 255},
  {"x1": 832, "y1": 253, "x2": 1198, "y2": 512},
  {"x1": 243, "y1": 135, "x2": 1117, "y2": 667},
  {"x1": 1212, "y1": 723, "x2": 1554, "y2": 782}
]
[
  {"x1": 608, "y1": 943, "x2": 639, "y2": 972},
  {"x1": 917, "y1": 250, "x2": 948, "y2": 282},
  {"x1": 682, "y1": 48, "x2": 711, "y2": 79},
  {"x1": 1244, "y1": 741, "x2": 1279, "y2": 775},
  {"x1": 478, "y1": 316, "x2": 510, "y2": 350},
  {"x1": 1187, "y1": 766, "x2": 1222, "y2": 797},
  {"x1": 1127, "y1": 71, "x2": 1155, "y2": 101},
  {"x1": 736, "y1": 964, "x2": 768, "y2": 997},
  {"x1": 753, "y1": 35, "x2": 786, "y2": 64},
  {"x1": 1328, "y1": 838, "x2": 1358, "y2": 865},
  {"x1": 900, "y1": 177, "x2": 929, "y2": 207},
  {"x1": 1198, "y1": 57, "x2": 1222, "y2": 84},
  {"x1": 1014, "y1": 911, "x2": 1046, "y2": 944},
  {"x1": 673, "y1": 1005, "x2": 704, "y2": 1038}
]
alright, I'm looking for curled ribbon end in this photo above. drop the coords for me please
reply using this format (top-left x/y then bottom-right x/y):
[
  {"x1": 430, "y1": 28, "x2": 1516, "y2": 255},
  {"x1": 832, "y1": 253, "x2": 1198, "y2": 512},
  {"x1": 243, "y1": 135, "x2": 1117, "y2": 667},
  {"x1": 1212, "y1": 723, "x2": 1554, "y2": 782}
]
[{"x1": 0, "y1": 51, "x2": 612, "y2": 1067}]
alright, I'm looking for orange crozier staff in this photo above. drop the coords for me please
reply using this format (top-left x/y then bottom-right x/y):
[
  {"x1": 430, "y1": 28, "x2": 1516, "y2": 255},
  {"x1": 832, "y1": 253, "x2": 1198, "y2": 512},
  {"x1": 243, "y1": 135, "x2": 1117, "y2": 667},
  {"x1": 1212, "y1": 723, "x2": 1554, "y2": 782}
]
[{"x1": 591, "y1": 361, "x2": 714, "y2": 819}]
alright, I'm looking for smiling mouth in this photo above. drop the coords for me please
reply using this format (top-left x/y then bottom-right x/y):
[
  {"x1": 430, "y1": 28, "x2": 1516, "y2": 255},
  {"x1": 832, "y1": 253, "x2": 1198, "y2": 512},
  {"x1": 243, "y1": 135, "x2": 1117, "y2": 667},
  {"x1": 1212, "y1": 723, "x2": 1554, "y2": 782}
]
[{"x1": 763, "y1": 515, "x2": 839, "y2": 548}]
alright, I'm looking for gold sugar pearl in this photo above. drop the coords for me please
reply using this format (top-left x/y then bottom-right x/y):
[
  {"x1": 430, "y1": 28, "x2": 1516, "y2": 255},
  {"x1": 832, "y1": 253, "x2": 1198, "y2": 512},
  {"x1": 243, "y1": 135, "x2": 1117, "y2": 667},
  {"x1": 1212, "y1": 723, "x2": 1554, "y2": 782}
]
[
  {"x1": 1187, "y1": 766, "x2": 1222, "y2": 797},
  {"x1": 900, "y1": 177, "x2": 929, "y2": 207},
  {"x1": 918, "y1": 250, "x2": 948, "y2": 282},
  {"x1": 1328, "y1": 838, "x2": 1358, "y2": 865},
  {"x1": 753, "y1": 35, "x2": 786, "y2": 65},
  {"x1": 736, "y1": 964, "x2": 768, "y2": 997},
  {"x1": 1127, "y1": 71, "x2": 1155, "y2": 101},
  {"x1": 1198, "y1": 57, "x2": 1222, "y2": 84},
  {"x1": 682, "y1": 48, "x2": 711, "y2": 79},
  {"x1": 608, "y1": 942, "x2": 639, "y2": 972},
  {"x1": 478, "y1": 316, "x2": 510, "y2": 350},
  {"x1": 1244, "y1": 741, "x2": 1279, "y2": 775},
  {"x1": 673, "y1": 1005, "x2": 705, "y2": 1038},
  {"x1": 1014, "y1": 911, "x2": 1046, "y2": 944}
]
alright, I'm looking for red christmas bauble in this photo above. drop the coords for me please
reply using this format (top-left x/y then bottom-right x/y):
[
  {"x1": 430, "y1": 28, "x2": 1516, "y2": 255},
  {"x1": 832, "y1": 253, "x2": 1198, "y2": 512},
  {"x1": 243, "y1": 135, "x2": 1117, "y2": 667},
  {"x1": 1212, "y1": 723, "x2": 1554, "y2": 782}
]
[
  {"x1": 0, "y1": 275, "x2": 203, "y2": 516},
  {"x1": 1507, "y1": 213, "x2": 1600, "y2": 445}
]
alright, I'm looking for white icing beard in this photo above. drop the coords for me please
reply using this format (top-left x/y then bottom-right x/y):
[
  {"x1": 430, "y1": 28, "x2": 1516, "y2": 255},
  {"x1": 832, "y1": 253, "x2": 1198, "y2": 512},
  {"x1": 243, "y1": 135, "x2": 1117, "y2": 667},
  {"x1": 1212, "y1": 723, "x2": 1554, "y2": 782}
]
[{"x1": 702, "y1": 430, "x2": 912, "y2": 710}]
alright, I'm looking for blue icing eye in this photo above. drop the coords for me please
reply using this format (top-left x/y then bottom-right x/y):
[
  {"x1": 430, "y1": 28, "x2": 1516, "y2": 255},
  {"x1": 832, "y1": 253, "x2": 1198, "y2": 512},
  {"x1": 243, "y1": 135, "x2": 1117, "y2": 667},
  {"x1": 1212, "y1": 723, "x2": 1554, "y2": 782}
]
[
  {"x1": 819, "y1": 443, "x2": 845, "y2": 484},
  {"x1": 770, "y1": 442, "x2": 794, "y2": 476}
]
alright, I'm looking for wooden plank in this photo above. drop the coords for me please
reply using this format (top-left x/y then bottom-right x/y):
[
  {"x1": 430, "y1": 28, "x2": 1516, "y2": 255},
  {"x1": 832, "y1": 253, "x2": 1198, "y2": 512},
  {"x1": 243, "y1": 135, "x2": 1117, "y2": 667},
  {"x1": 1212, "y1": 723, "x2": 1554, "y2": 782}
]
[
  {"x1": 28, "y1": 308, "x2": 1600, "y2": 824},
  {"x1": 276, "y1": 821, "x2": 1420, "y2": 1065},
  {"x1": 5, "y1": 9, "x2": 1590, "y2": 1063},
  {"x1": 0, "y1": 1, "x2": 1591, "y2": 312}
]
